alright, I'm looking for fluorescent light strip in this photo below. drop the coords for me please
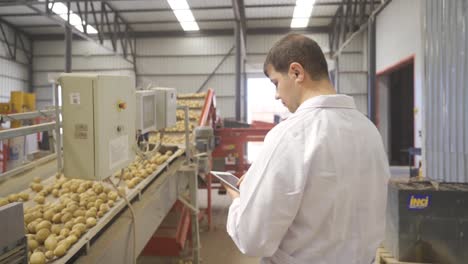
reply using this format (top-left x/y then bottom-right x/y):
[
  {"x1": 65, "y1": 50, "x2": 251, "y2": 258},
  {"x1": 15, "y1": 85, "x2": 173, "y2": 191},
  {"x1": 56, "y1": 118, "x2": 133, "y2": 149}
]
[
  {"x1": 49, "y1": 2, "x2": 98, "y2": 34},
  {"x1": 167, "y1": 0, "x2": 199, "y2": 31},
  {"x1": 290, "y1": 0, "x2": 316, "y2": 28}
]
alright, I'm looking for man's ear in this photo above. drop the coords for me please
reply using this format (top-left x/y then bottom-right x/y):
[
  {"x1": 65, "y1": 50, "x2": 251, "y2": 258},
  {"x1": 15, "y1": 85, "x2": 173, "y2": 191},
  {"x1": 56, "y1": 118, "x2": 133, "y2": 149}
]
[{"x1": 288, "y1": 62, "x2": 305, "y2": 82}]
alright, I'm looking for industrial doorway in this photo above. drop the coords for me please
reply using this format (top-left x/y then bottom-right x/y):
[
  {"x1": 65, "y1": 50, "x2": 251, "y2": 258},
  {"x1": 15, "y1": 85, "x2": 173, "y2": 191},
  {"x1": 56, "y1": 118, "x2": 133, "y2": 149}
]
[{"x1": 377, "y1": 57, "x2": 415, "y2": 166}]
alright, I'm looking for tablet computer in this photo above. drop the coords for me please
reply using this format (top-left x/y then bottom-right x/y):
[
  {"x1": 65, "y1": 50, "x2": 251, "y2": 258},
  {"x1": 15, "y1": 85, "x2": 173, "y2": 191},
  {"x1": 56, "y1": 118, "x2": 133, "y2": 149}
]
[{"x1": 210, "y1": 171, "x2": 240, "y2": 193}]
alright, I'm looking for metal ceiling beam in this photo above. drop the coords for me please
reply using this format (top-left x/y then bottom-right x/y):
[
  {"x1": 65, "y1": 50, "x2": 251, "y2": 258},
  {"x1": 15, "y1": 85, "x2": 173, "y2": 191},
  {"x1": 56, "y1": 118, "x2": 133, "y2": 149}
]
[
  {"x1": 0, "y1": 17, "x2": 32, "y2": 64},
  {"x1": 19, "y1": 0, "x2": 136, "y2": 65},
  {"x1": 31, "y1": 26, "x2": 330, "y2": 40},
  {"x1": 16, "y1": 16, "x2": 342, "y2": 28}
]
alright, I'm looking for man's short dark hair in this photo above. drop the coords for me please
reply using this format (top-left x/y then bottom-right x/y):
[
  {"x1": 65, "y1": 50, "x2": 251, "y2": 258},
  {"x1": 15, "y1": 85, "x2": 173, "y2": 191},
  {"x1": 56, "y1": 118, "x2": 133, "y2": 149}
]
[{"x1": 264, "y1": 34, "x2": 329, "y2": 81}]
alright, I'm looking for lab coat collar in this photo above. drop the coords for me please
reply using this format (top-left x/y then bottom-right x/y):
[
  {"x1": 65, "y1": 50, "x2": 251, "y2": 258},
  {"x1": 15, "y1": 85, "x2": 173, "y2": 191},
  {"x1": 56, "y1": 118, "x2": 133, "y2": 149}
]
[{"x1": 293, "y1": 94, "x2": 356, "y2": 114}]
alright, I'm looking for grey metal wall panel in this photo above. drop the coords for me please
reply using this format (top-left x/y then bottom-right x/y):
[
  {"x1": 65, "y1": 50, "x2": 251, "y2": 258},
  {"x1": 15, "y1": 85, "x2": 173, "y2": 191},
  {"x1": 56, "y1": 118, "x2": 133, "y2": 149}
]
[
  {"x1": 424, "y1": 0, "x2": 467, "y2": 182},
  {"x1": 339, "y1": 53, "x2": 364, "y2": 71},
  {"x1": 338, "y1": 73, "x2": 367, "y2": 95},
  {"x1": 34, "y1": 56, "x2": 134, "y2": 71},
  {"x1": 136, "y1": 36, "x2": 234, "y2": 56},
  {"x1": 136, "y1": 55, "x2": 235, "y2": 75},
  {"x1": 216, "y1": 97, "x2": 236, "y2": 118},
  {"x1": 136, "y1": 75, "x2": 235, "y2": 96}
]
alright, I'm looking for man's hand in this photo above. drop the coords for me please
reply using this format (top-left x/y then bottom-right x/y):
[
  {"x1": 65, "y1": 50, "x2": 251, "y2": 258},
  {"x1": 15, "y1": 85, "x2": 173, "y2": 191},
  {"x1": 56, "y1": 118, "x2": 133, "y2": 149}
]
[
  {"x1": 237, "y1": 174, "x2": 246, "y2": 187},
  {"x1": 221, "y1": 182, "x2": 240, "y2": 199}
]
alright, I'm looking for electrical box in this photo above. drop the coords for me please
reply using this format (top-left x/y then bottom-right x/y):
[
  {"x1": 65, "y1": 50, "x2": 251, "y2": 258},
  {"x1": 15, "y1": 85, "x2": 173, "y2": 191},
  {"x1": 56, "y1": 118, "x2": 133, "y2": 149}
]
[
  {"x1": 135, "y1": 90, "x2": 157, "y2": 134},
  {"x1": 59, "y1": 74, "x2": 135, "y2": 181},
  {"x1": 151, "y1": 87, "x2": 177, "y2": 129}
]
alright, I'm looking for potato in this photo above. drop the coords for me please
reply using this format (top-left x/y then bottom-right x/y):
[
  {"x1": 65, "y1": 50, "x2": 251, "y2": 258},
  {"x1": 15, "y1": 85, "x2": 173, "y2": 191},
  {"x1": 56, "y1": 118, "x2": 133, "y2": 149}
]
[
  {"x1": 66, "y1": 203, "x2": 79, "y2": 212},
  {"x1": 31, "y1": 183, "x2": 44, "y2": 192},
  {"x1": 74, "y1": 216, "x2": 86, "y2": 225},
  {"x1": 57, "y1": 235, "x2": 65, "y2": 242},
  {"x1": 99, "y1": 204, "x2": 109, "y2": 213},
  {"x1": 53, "y1": 244, "x2": 67, "y2": 257},
  {"x1": 127, "y1": 180, "x2": 135, "y2": 189},
  {"x1": 50, "y1": 189, "x2": 59, "y2": 198},
  {"x1": 69, "y1": 229, "x2": 82, "y2": 238},
  {"x1": 52, "y1": 213, "x2": 62, "y2": 224},
  {"x1": 85, "y1": 209, "x2": 96, "y2": 218},
  {"x1": 86, "y1": 217, "x2": 97, "y2": 228},
  {"x1": 36, "y1": 220, "x2": 52, "y2": 231},
  {"x1": 51, "y1": 224, "x2": 62, "y2": 235},
  {"x1": 0, "y1": 198, "x2": 8, "y2": 207},
  {"x1": 69, "y1": 183, "x2": 79, "y2": 193},
  {"x1": 59, "y1": 228, "x2": 70, "y2": 237},
  {"x1": 107, "y1": 191, "x2": 118, "y2": 201},
  {"x1": 19, "y1": 192, "x2": 30, "y2": 201},
  {"x1": 34, "y1": 195, "x2": 45, "y2": 204},
  {"x1": 45, "y1": 236, "x2": 58, "y2": 251},
  {"x1": 93, "y1": 184, "x2": 103, "y2": 194},
  {"x1": 28, "y1": 238, "x2": 39, "y2": 251},
  {"x1": 98, "y1": 193, "x2": 107, "y2": 202},
  {"x1": 64, "y1": 221, "x2": 74, "y2": 230},
  {"x1": 43, "y1": 210, "x2": 55, "y2": 221},
  {"x1": 97, "y1": 211, "x2": 104, "y2": 218},
  {"x1": 94, "y1": 199, "x2": 104, "y2": 209},
  {"x1": 72, "y1": 223, "x2": 86, "y2": 233},
  {"x1": 45, "y1": 250, "x2": 54, "y2": 259},
  {"x1": 8, "y1": 193, "x2": 19, "y2": 203},
  {"x1": 24, "y1": 213, "x2": 35, "y2": 224},
  {"x1": 32, "y1": 211, "x2": 42, "y2": 219},
  {"x1": 103, "y1": 187, "x2": 111, "y2": 194},
  {"x1": 107, "y1": 200, "x2": 115, "y2": 208},
  {"x1": 35, "y1": 228, "x2": 50, "y2": 243},
  {"x1": 33, "y1": 176, "x2": 42, "y2": 183},
  {"x1": 30, "y1": 251, "x2": 46, "y2": 264},
  {"x1": 73, "y1": 209, "x2": 85, "y2": 218},
  {"x1": 77, "y1": 186, "x2": 86, "y2": 194},
  {"x1": 66, "y1": 234, "x2": 78, "y2": 245},
  {"x1": 60, "y1": 213, "x2": 72, "y2": 223}
]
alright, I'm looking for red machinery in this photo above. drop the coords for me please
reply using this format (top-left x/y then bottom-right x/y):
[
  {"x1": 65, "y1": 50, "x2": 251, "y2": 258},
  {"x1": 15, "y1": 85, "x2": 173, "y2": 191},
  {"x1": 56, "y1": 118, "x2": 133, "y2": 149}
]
[{"x1": 212, "y1": 120, "x2": 275, "y2": 177}]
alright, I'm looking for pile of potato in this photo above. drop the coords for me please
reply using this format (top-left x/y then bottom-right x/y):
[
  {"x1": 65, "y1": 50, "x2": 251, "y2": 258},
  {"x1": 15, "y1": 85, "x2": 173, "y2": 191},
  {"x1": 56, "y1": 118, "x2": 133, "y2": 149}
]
[
  {"x1": 116, "y1": 150, "x2": 173, "y2": 189},
  {"x1": 0, "y1": 148, "x2": 178, "y2": 264},
  {"x1": 177, "y1": 92, "x2": 206, "y2": 99},
  {"x1": 149, "y1": 133, "x2": 187, "y2": 145},
  {"x1": 23, "y1": 176, "x2": 119, "y2": 264},
  {"x1": 165, "y1": 120, "x2": 195, "y2": 132},
  {"x1": 176, "y1": 109, "x2": 200, "y2": 121},
  {"x1": 177, "y1": 100, "x2": 204, "y2": 108}
]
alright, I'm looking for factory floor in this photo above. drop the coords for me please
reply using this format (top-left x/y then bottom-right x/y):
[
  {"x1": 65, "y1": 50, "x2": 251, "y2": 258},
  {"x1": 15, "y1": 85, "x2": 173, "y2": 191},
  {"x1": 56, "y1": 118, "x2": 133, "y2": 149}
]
[{"x1": 138, "y1": 189, "x2": 259, "y2": 264}]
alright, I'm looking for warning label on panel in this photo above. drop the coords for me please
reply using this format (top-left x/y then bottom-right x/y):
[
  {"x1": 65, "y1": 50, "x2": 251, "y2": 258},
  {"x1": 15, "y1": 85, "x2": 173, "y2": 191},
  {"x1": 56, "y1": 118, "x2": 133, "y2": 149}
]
[
  {"x1": 74, "y1": 124, "x2": 88, "y2": 139},
  {"x1": 70, "y1": 93, "x2": 80, "y2": 105},
  {"x1": 109, "y1": 135, "x2": 128, "y2": 169}
]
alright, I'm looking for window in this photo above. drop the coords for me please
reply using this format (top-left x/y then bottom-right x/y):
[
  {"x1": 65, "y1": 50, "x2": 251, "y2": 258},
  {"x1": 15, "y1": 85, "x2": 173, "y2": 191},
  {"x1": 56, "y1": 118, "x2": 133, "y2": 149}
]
[{"x1": 247, "y1": 78, "x2": 289, "y2": 163}]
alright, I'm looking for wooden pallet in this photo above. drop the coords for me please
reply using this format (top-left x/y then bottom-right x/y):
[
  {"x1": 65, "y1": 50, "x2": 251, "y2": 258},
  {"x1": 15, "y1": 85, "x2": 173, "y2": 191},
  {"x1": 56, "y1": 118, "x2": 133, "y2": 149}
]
[{"x1": 375, "y1": 247, "x2": 433, "y2": 264}]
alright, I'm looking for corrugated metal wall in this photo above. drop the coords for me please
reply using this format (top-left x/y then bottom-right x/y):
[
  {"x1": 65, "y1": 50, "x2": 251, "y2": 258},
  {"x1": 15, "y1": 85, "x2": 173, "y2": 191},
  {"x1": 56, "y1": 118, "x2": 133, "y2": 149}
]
[
  {"x1": 424, "y1": 0, "x2": 468, "y2": 182},
  {"x1": 336, "y1": 31, "x2": 368, "y2": 115},
  {"x1": 136, "y1": 36, "x2": 236, "y2": 118},
  {"x1": 33, "y1": 39, "x2": 135, "y2": 110},
  {"x1": 0, "y1": 25, "x2": 30, "y2": 101}
]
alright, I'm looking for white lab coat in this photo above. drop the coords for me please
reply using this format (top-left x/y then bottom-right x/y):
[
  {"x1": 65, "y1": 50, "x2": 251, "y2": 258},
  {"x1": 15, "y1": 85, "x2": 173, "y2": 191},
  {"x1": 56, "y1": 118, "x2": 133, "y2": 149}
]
[{"x1": 227, "y1": 95, "x2": 390, "y2": 264}]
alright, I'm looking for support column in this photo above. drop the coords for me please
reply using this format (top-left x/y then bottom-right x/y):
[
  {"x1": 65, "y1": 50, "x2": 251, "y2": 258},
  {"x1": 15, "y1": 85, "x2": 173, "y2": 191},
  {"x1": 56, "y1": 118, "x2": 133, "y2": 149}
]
[{"x1": 367, "y1": 16, "x2": 376, "y2": 123}]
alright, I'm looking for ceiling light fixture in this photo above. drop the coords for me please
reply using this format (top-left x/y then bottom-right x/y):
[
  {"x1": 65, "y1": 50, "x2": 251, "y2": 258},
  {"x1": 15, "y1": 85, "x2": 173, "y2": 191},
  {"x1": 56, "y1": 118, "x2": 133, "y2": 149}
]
[
  {"x1": 290, "y1": 0, "x2": 316, "y2": 28},
  {"x1": 167, "y1": 0, "x2": 200, "y2": 31}
]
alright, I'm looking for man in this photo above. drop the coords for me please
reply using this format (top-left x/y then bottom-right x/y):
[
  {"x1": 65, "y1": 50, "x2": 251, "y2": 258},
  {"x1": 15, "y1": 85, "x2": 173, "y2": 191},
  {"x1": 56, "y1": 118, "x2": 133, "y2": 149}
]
[{"x1": 223, "y1": 34, "x2": 390, "y2": 264}]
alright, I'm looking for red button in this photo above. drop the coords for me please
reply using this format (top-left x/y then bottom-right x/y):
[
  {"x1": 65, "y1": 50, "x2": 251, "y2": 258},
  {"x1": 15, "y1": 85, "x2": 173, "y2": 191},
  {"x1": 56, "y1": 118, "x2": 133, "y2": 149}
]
[{"x1": 118, "y1": 102, "x2": 126, "y2": 109}]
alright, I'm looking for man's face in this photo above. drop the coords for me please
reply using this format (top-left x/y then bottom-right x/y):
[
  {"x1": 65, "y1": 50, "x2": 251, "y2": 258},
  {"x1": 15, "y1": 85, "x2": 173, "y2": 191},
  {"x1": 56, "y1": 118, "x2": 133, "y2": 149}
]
[{"x1": 265, "y1": 64, "x2": 300, "y2": 113}]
